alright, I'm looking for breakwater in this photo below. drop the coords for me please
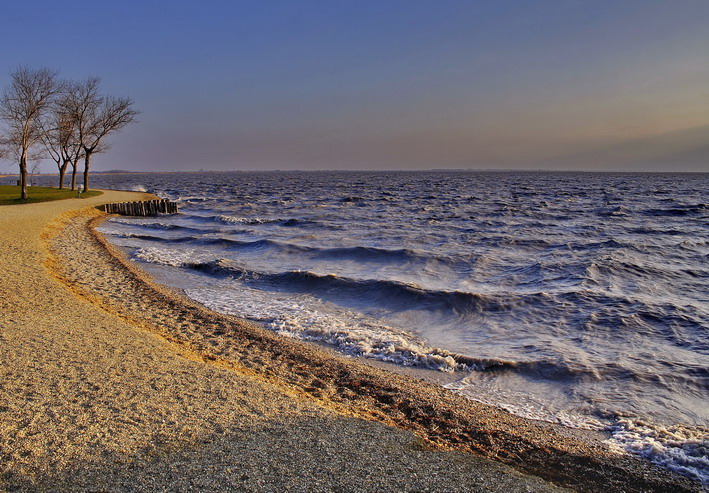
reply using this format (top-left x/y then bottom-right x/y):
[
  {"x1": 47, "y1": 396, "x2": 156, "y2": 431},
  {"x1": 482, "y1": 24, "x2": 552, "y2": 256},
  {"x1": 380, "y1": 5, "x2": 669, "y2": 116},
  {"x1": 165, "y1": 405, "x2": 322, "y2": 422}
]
[{"x1": 101, "y1": 199, "x2": 178, "y2": 216}]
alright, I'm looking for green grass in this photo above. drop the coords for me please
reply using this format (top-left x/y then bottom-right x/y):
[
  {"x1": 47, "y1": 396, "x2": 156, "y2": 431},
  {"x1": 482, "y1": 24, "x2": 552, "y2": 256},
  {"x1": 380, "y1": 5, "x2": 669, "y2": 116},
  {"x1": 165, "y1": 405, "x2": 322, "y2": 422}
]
[{"x1": 0, "y1": 185, "x2": 103, "y2": 205}]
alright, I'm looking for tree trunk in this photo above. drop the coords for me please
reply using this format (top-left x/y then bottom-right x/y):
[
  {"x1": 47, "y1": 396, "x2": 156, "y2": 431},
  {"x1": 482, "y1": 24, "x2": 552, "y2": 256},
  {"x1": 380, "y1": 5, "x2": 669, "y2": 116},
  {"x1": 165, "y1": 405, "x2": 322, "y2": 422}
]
[
  {"x1": 19, "y1": 151, "x2": 28, "y2": 200},
  {"x1": 58, "y1": 162, "x2": 68, "y2": 189},
  {"x1": 71, "y1": 163, "x2": 77, "y2": 190},
  {"x1": 83, "y1": 151, "x2": 91, "y2": 191}
]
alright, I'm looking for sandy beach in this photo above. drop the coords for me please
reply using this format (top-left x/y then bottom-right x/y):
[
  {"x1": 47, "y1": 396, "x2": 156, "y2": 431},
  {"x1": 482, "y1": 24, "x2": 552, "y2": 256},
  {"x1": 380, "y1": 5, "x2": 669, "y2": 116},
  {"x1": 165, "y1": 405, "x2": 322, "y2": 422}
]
[{"x1": 0, "y1": 191, "x2": 701, "y2": 492}]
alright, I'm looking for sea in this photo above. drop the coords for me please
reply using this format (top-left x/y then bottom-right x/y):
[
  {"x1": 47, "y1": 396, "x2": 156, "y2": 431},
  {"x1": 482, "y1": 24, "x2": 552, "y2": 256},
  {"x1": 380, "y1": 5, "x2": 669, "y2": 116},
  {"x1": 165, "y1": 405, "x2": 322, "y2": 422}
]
[{"x1": 21, "y1": 171, "x2": 709, "y2": 483}]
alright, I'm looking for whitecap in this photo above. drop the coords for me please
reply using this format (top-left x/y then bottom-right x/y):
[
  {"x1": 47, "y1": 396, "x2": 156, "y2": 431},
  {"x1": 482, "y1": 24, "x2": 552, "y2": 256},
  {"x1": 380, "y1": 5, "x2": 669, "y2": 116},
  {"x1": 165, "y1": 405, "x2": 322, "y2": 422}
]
[{"x1": 606, "y1": 418, "x2": 709, "y2": 484}]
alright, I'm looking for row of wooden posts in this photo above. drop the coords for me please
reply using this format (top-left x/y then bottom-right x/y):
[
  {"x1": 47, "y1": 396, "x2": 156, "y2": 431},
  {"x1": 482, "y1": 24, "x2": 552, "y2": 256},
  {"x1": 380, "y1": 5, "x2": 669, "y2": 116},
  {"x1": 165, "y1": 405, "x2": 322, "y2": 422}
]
[{"x1": 101, "y1": 199, "x2": 178, "y2": 216}]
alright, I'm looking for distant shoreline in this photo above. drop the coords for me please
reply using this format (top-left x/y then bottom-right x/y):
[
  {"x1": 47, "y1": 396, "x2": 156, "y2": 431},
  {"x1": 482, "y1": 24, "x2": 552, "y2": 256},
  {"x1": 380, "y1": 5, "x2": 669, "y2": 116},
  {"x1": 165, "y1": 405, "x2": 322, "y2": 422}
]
[{"x1": 2, "y1": 169, "x2": 707, "y2": 179}]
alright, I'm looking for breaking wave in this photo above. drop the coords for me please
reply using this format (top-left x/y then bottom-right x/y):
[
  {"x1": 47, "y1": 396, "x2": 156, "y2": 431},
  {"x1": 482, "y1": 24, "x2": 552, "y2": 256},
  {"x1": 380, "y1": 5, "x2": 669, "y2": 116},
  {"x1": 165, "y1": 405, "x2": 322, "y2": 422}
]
[
  {"x1": 217, "y1": 215, "x2": 322, "y2": 228},
  {"x1": 186, "y1": 285, "x2": 483, "y2": 372},
  {"x1": 606, "y1": 419, "x2": 709, "y2": 484}
]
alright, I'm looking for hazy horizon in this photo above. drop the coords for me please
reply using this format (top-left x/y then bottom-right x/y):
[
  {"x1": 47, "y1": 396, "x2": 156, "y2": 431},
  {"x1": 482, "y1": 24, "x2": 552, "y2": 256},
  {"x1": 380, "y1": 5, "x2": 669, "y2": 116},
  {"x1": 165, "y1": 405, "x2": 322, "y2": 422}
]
[{"x1": 1, "y1": 1, "x2": 707, "y2": 173}]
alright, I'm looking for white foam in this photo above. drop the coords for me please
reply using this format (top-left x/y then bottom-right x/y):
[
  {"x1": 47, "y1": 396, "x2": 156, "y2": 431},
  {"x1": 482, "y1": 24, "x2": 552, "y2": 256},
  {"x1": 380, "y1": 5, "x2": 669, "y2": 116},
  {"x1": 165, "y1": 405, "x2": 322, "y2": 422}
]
[
  {"x1": 217, "y1": 214, "x2": 271, "y2": 225},
  {"x1": 606, "y1": 419, "x2": 709, "y2": 484},
  {"x1": 446, "y1": 376, "x2": 709, "y2": 484},
  {"x1": 106, "y1": 217, "x2": 142, "y2": 225},
  {"x1": 95, "y1": 225, "x2": 125, "y2": 237},
  {"x1": 130, "y1": 185, "x2": 148, "y2": 192},
  {"x1": 444, "y1": 377, "x2": 608, "y2": 430},
  {"x1": 134, "y1": 246, "x2": 215, "y2": 267},
  {"x1": 218, "y1": 214, "x2": 252, "y2": 224},
  {"x1": 176, "y1": 195, "x2": 210, "y2": 203},
  {"x1": 185, "y1": 285, "x2": 468, "y2": 372}
]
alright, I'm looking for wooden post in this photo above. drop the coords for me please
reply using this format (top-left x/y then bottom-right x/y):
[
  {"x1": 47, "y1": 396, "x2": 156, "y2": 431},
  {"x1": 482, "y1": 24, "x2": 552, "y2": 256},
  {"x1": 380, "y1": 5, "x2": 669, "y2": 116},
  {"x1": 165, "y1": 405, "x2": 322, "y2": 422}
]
[{"x1": 101, "y1": 200, "x2": 178, "y2": 216}]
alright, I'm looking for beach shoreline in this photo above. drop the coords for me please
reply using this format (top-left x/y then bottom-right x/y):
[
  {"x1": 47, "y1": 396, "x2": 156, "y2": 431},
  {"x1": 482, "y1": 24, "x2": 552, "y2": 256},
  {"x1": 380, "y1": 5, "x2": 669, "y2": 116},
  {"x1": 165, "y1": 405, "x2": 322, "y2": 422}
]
[{"x1": 0, "y1": 193, "x2": 701, "y2": 491}]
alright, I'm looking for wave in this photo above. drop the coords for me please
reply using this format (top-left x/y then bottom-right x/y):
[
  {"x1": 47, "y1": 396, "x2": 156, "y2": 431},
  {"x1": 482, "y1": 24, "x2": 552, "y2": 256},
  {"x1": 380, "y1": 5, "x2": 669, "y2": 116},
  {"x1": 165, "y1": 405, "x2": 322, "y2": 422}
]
[
  {"x1": 133, "y1": 247, "x2": 218, "y2": 267},
  {"x1": 132, "y1": 244, "x2": 709, "y2": 358},
  {"x1": 107, "y1": 232, "x2": 197, "y2": 243},
  {"x1": 108, "y1": 218, "x2": 179, "y2": 229},
  {"x1": 597, "y1": 205, "x2": 630, "y2": 217},
  {"x1": 175, "y1": 195, "x2": 211, "y2": 203},
  {"x1": 504, "y1": 237, "x2": 555, "y2": 249},
  {"x1": 581, "y1": 255, "x2": 697, "y2": 287},
  {"x1": 340, "y1": 196, "x2": 366, "y2": 203},
  {"x1": 187, "y1": 257, "x2": 707, "y2": 383},
  {"x1": 132, "y1": 249, "x2": 513, "y2": 313},
  {"x1": 134, "y1": 248, "x2": 708, "y2": 337},
  {"x1": 118, "y1": 232, "x2": 312, "y2": 255},
  {"x1": 185, "y1": 259, "x2": 515, "y2": 312},
  {"x1": 126, "y1": 230, "x2": 460, "y2": 268},
  {"x1": 185, "y1": 285, "x2": 587, "y2": 376},
  {"x1": 449, "y1": 375, "x2": 709, "y2": 484},
  {"x1": 217, "y1": 215, "x2": 321, "y2": 227},
  {"x1": 474, "y1": 235, "x2": 635, "y2": 252},
  {"x1": 606, "y1": 419, "x2": 709, "y2": 484},
  {"x1": 627, "y1": 227, "x2": 688, "y2": 236},
  {"x1": 198, "y1": 237, "x2": 287, "y2": 250},
  {"x1": 642, "y1": 203, "x2": 708, "y2": 217},
  {"x1": 106, "y1": 218, "x2": 206, "y2": 234},
  {"x1": 275, "y1": 316, "x2": 483, "y2": 372},
  {"x1": 595, "y1": 201, "x2": 708, "y2": 219},
  {"x1": 312, "y1": 245, "x2": 452, "y2": 266},
  {"x1": 187, "y1": 286, "x2": 481, "y2": 372},
  {"x1": 470, "y1": 235, "x2": 554, "y2": 250}
]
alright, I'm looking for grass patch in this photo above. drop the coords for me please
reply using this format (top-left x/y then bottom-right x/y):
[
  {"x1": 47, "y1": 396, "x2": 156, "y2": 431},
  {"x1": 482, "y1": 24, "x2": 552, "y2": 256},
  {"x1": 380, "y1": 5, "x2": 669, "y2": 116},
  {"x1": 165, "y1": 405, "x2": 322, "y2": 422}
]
[{"x1": 0, "y1": 186, "x2": 103, "y2": 205}]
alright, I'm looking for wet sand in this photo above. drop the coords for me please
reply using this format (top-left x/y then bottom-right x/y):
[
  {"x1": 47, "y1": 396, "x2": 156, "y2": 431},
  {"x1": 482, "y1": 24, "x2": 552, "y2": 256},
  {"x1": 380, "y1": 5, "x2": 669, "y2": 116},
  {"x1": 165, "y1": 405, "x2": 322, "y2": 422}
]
[{"x1": 0, "y1": 192, "x2": 701, "y2": 492}]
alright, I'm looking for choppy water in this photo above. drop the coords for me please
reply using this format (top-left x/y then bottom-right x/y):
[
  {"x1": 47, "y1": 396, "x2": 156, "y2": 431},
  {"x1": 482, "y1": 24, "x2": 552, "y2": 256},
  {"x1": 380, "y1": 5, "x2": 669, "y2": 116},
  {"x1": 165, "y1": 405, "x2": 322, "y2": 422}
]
[{"x1": 86, "y1": 171, "x2": 708, "y2": 483}]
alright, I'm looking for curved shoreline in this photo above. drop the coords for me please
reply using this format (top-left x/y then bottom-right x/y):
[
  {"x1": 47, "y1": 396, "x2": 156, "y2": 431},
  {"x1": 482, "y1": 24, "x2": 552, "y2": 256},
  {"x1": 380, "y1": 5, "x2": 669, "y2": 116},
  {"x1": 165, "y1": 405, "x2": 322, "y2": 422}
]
[
  {"x1": 4, "y1": 194, "x2": 576, "y2": 491},
  {"x1": 38, "y1": 202, "x2": 701, "y2": 492}
]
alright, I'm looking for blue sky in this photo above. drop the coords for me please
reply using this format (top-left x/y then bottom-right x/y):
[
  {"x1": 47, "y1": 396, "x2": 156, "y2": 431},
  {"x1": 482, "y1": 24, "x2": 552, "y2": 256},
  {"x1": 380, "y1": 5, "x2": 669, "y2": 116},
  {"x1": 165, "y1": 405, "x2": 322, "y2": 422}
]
[{"x1": 1, "y1": 0, "x2": 708, "y2": 171}]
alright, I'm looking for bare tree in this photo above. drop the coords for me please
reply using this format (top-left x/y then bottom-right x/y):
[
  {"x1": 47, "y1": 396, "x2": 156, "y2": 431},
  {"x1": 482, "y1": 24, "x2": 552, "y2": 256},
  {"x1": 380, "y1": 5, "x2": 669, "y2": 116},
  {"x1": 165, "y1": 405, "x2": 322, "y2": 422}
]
[
  {"x1": 67, "y1": 141, "x2": 85, "y2": 191},
  {"x1": 0, "y1": 67, "x2": 62, "y2": 199},
  {"x1": 63, "y1": 77, "x2": 137, "y2": 191},
  {"x1": 40, "y1": 99, "x2": 83, "y2": 189}
]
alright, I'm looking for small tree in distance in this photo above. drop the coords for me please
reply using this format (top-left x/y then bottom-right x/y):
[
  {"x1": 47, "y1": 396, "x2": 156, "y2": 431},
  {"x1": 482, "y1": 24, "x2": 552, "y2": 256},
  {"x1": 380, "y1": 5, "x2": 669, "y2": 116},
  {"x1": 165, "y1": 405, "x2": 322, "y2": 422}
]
[
  {"x1": 63, "y1": 77, "x2": 138, "y2": 191},
  {"x1": 29, "y1": 160, "x2": 42, "y2": 186},
  {"x1": 0, "y1": 67, "x2": 63, "y2": 199}
]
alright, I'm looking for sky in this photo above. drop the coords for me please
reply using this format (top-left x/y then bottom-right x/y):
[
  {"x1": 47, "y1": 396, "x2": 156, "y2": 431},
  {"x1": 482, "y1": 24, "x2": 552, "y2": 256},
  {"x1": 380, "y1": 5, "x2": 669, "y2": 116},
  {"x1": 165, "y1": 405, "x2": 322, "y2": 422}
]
[{"x1": 1, "y1": 0, "x2": 708, "y2": 172}]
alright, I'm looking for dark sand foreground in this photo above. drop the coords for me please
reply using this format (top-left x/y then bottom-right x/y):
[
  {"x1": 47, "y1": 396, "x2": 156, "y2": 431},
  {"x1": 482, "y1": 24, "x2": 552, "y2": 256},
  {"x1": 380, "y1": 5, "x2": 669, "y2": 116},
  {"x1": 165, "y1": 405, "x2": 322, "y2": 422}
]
[{"x1": 0, "y1": 192, "x2": 701, "y2": 492}]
